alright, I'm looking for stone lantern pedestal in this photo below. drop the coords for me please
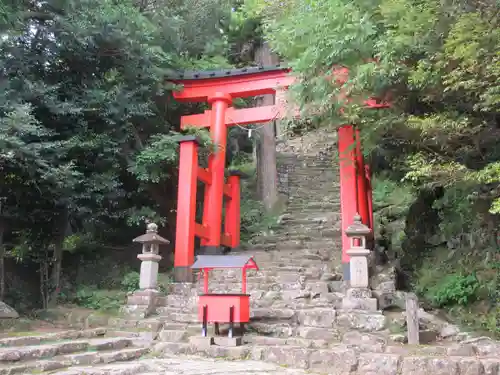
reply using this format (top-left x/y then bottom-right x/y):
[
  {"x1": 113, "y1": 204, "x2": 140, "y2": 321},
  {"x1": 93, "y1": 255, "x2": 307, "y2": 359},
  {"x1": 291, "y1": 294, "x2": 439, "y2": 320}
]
[
  {"x1": 122, "y1": 222, "x2": 170, "y2": 318},
  {"x1": 341, "y1": 214, "x2": 378, "y2": 312}
]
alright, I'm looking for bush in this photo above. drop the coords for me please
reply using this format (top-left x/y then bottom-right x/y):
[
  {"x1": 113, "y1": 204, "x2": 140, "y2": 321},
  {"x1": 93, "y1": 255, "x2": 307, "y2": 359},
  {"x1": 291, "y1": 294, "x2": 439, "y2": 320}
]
[
  {"x1": 229, "y1": 161, "x2": 280, "y2": 243},
  {"x1": 121, "y1": 271, "x2": 140, "y2": 292},
  {"x1": 421, "y1": 273, "x2": 480, "y2": 308},
  {"x1": 73, "y1": 286, "x2": 125, "y2": 312}
]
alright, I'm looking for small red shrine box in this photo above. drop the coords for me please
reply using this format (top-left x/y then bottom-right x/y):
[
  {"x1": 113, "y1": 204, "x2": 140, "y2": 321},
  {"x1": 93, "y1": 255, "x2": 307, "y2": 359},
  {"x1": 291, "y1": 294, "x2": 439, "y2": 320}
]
[{"x1": 190, "y1": 255, "x2": 259, "y2": 337}]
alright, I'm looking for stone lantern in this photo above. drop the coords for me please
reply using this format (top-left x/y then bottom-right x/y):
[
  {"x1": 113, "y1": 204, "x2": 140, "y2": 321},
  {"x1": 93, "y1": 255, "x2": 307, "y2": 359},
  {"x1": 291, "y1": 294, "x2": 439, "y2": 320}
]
[
  {"x1": 342, "y1": 214, "x2": 378, "y2": 311},
  {"x1": 133, "y1": 222, "x2": 170, "y2": 290},
  {"x1": 123, "y1": 222, "x2": 170, "y2": 318},
  {"x1": 345, "y1": 213, "x2": 371, "y2": 289}
]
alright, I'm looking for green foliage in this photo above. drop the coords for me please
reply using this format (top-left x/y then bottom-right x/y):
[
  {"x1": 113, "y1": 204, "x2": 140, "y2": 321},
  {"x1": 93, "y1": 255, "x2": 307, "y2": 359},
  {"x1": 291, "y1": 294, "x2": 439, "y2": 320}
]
[
  {"x1": 373, "y1": 176, "x2": 415, "y2": 218},
  {"x1": 120, "y1": 271, "x2": 140, "y2": 293},
  {"x1": 261, "y1": 0, "x2": 500, "y2": 213},
  {"x1": 373, "y1": 170, "x2": 498, "y2": 334},
  {"x1": 240, "y1": 196, "x2": 276, "y2": 242},
  {"x1": 420, "y1": 272, "x2": 480, "y2": 308},
  {"x1": 372, "y1": 176, "x2": 415, "y2": 251},
  {"x1": 0, "y1": 0, "x2": 231, "y2": 310},
  {"x1": 73, "y1": 287, "x2": 125, "y2": 312},
  {"x1": 229, "y1": 161, "x2": 279, "y2": 242}
]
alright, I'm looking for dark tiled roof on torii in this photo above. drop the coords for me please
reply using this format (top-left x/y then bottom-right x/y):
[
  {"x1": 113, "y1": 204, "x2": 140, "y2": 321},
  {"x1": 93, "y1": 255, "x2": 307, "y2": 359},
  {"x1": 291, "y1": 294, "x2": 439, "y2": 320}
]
[{"x1": 166, "y1": 65, "x2": 290, "y2": 81}]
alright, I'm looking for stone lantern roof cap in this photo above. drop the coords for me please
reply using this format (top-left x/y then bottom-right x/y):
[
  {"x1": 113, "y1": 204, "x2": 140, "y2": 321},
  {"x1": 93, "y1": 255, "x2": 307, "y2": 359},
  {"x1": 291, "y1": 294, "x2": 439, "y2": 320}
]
[
  {"x1": 345, "y1": 213, "x2": 371, "y2": 236},
  {"x1": 133, "y1": 222, "x2": 170, "y2": 244}
]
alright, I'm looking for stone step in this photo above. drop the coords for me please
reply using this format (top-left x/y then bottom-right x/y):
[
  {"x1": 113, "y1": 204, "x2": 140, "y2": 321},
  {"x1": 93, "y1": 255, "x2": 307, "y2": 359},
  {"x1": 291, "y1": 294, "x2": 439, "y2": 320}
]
[
  {"x1": 279, "y1": 215, "x2": 342, "y2": 225},
  {"x1": 238, "y1": 249, "x2": 339, "y2": 262},
  {"x1": 253, "y1": 233, "x2": 335, "y2": 242},
  {"x1": 245, "y1": 240, "x2": 335, "y2": 250},
  {"x1": 288, "y1": 182, "x2": 339, "y2": 188},
  {"x1": 0, "y1": 328, "x2": 107, "y2": 347},
  {"x1": 248, "y1": 244, "x2": 341, "y2": 256},
  {"x1": 154, "y1": 338, "x2": 500, "y2": 375},
  {"x1": 201, "y1": 280, "x2": 338, "y2": 296},
  {"x1": 287, "y1": 202, "x2": 341, "y2": 210},
  {"x1": 273, "y1": 222, "x2": 342, "y2": 232},
  {"x1": 277, "y1": 228, "x2": 342, "y2": 239},
  {"x1": 291, "y1": 163, "x2": 337, "y2": 168},
  {"x1": 282, "y1": 208, "x2": 342, "y2": 216},
  {"x1": 108, "y1": 318, "x2": 164, "y2": 332},
  {"x1": 287, "y1": 188, "x2": 339, "y2": 193},
  {"x1": 107, "y1": 330, "x2": 144, "y2": 338},
  {"x1": 286, "y1": 199, "x2": 340, "y2": 206},
  {"x1": 0, "y1": 346, "x2": 149, "y2": 374},
  {"x1": 288, "y1": 165, "x2": 338, "y2": 170},
  {"x1": 287, "y1": 183, "x2": 339, "y2": 189},
  {"x1": 157, "y1": 306, "x2": 388, "y2": 339},
  {"x1": 158, "y1": 330, "x2": 190, "y2": 342},
  {"x1": 287, "y1": 175, "x2": 338, "y2": 181},
  {"x1": 157, "y1": 325, "x2": 201, "y2": 342},
  {"x1": 206, "y1": 268, "x2": 334, "y2": 281},
  {"x1": 44, "y1": 360, "x2": 151, "y2": 375},
  {"x1": 261, "y1": 260, "x2": 337, "y2": 269},
  {"x1": 161, "y1": 312, "x2": 197, "y2": 324},
  {"x1": 288, "y1": 178, "x2": 338, "y2": 184},
  {"x1": 244, "y1": 334, "x2": 329, "y2": 349},
  {"x1": 246, "y1": 241, "x2": 340, "y2": 252},
  {"x1": 288, "y1": 188, "x2": 340, "y2": 195},
  {"x1": 0, "y1": 337, "x2": 133, "y2": 363}
]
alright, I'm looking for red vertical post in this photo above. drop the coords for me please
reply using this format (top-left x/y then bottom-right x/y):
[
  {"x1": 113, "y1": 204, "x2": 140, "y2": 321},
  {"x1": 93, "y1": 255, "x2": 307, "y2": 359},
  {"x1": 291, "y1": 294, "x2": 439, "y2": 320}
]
[
  {"x1": 203, "y1": 269, "x2": 209, "y2": 294},
  {"x1": 201, "y1": 159, "x2": 212, "y2": 247},
  {"x1": 365, "y1": 164, "x2": 374, "y2": 232},
  {"x1": 174, "y1": 137, "x2": 199, "y2": 282},
  {"x1": 225, "y1": 173, "x2": 241, "y2": 248},
  {"x1": 242, "y1": 269, "x2": 247, "y2": 294},
  {"x1": 355, "y1": 128, "x2": 370, "y2": 227},
  {"x1": 204, "y1": 92, "x2": 232, "y2": 254},
  {"x1": 338, "y1": 125, "x2": 357, "y2": 281}
]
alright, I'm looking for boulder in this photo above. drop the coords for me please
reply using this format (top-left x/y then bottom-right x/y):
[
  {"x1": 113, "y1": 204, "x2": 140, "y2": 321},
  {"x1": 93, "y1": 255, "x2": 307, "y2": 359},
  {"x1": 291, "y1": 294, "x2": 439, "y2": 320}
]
[{"x1": 0, "y1": 301, "x2": 18, "y2": 319}]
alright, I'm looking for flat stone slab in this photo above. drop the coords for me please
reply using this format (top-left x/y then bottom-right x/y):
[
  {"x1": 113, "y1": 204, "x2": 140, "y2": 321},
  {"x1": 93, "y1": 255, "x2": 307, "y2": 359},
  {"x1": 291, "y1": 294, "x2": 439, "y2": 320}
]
[
  {"x1": 189, "y1": 336, "x2": 214, "y2": 350},
  {"x1": 0, "y1": 347, "x2": 149, "y2": 374},
  {"x1": 213, "y1": 336, "x2": 243, "y2": 347},
  {"x1": 49, "y1": 356, "x2": 312, "y2": 375},
  {"x1": 0, "y1": 328, "x2": 107, "y2": 347}
]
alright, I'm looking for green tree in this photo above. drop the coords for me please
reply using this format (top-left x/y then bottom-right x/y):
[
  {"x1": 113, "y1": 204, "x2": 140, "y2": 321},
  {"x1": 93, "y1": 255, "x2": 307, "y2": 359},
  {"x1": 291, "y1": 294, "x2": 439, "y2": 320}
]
[
  {"x1": 0, "y1": 0, "x2": 231, "y2": 308},
  {"x1": 258, "y1": 0, "x2": 499, "y2": 332}
]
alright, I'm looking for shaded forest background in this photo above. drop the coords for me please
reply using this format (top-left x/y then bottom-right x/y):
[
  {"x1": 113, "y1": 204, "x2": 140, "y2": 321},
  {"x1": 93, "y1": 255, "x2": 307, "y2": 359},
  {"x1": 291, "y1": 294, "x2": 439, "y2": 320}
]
[{"x1": 0, "y1": 0, "x2": 498, "y2": 336}]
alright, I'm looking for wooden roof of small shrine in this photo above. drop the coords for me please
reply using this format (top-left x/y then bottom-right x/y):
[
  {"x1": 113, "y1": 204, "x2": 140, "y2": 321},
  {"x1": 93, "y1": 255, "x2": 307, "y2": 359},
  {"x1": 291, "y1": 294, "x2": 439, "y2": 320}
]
[{"x1": 190, "y1": 255, "x2": 259, "y2": 270}]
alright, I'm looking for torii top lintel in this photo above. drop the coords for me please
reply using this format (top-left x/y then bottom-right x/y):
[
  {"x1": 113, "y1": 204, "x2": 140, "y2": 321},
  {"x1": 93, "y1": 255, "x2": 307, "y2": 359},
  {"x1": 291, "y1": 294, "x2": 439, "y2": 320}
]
[
  {"x1": 168, "y1": 65, "x2": 390, "y2": 129},
  {"x1": 168, "y1": 65, "x2": 294, "y2": 102}
]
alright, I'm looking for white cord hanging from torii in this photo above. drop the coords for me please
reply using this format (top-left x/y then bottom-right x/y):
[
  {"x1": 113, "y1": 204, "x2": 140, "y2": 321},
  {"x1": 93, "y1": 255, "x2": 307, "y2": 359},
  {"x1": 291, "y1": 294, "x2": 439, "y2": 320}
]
[{"x1": 228, "y1": 91, "x2": 288, "y2": 139}]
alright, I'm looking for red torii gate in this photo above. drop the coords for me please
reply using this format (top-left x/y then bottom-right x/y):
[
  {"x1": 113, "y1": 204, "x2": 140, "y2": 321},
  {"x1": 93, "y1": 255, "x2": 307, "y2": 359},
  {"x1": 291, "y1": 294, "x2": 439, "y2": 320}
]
[{"x1": 168, "y1": 66, "x2": 389, "y2": 282}]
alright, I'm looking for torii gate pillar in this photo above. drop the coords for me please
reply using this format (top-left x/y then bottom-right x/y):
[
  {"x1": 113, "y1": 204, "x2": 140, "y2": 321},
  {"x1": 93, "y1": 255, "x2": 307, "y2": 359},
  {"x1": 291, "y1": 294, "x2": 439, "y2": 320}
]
[{"x1": 205, "y1": 93, "x2": 232, "y2": 253}]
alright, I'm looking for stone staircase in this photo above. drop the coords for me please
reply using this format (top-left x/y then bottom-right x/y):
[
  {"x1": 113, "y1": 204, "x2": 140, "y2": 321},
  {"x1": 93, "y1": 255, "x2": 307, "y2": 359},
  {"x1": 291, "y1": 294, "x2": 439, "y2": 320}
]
[
  {"x1": 145, "y1": 130, "x2": 500, "y2": 374},
  {"x1": 0, "y1": 327, "x2": 151, "y2": 374}
]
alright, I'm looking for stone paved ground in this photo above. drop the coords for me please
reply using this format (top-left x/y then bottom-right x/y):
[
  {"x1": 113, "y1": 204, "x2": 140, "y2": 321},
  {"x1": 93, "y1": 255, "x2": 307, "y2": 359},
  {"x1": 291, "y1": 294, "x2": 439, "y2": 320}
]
[{"x1": 51, "y1": 355, "x2": 310, "y2": 375}]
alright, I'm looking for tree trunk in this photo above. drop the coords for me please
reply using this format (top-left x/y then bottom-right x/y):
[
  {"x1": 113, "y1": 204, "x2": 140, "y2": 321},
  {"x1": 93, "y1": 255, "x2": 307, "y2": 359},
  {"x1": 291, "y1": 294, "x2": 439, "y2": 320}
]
[
  {"x1": 40, "y1": 254, "x2": 50, "y2": 310},
  {"x1": 0, "y1": 202, "x2": 5, "y2": 301},
  {"x1": 49, "y1": 206, "x2": 69, "y2": 306},
  {"x1": 254, "y1": 42, "x2": 280, "y2": 213}
]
